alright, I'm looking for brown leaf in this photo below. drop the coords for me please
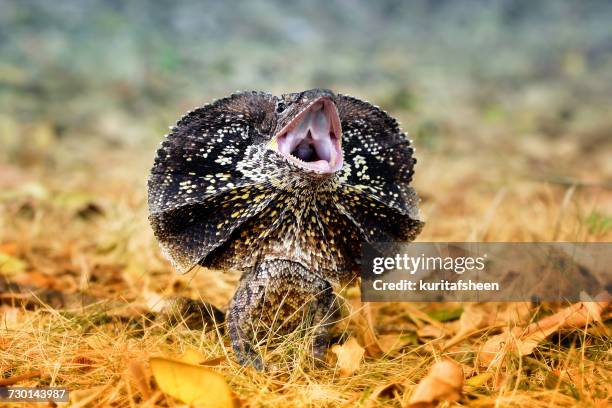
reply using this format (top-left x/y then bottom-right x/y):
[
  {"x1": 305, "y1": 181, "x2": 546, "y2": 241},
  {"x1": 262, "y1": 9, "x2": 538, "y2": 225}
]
[
  {"x1": 200, "y1": 356, "x2": 227, "y2": 366},
  {"x1": 0, "y1": 243, "x2": 18, "y2": 256},
  {"x1": 405, "y1": 359, "x2": 464, "y2": 408},
  {"x1": 377, "y1": 333, "x2": 415, "y2": 355},
  {"x1": 478, "y1": 293, "x2": 611, "y2": 368},
  {"x1": 525, "y1": 294, "x2": 609, "y2": 334},
  {"x1": 416, "y1": 324, "x2": 446, "y2": 339},
  {"x1": 364, "y1": 382, "x2": 403, "y2": 407},
  {"x1": 496, "y1": 302, "x2": 532, "y2": 326},
  {"x1": 0, "y1": 370, "x2": 42, "y2": 386},
  {"x1": 445, "y1": 303, "x2": 533, "y2": 350},
  {"x1": 125, "y1": 359, "x2": 152, "y2": 400},
  {"x1": 476, "y1": 329, "x2": 516, "y2": 368},
  {"x1": 331, "y1": 337, "x2": 365, "y2": 377},
  {"x1": 443, "y1": 304, "x2": 495, "y2": 350},
  {"x1": 346, "y1": 300, "x2": 383, "y2": 357},
  {"x1": 457, "y1": 304, "x2": 496, "y2": 334},
  {"x1": 71, "y1": 355, "x2": 96, "y2": 373},
  {"x1": 13, "y1": 271, "x2": 57, "y2": 289}
]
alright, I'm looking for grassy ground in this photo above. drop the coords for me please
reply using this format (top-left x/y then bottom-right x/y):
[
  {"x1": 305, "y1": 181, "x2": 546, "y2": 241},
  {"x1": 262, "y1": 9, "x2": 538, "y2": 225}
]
[{"x1": 0, "y1": 87, "x2": 610, "y2": 407}]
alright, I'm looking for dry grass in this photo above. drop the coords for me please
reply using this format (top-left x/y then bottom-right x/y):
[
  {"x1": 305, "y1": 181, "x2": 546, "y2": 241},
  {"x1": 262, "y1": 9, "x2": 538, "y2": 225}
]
[{"x1": 0, "y1": 109, "x2": 611, "y2": 407}]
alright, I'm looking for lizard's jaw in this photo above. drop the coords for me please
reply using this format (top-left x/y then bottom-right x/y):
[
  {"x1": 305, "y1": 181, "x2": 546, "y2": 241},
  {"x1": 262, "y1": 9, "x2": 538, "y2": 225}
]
[{"x1": 270, "y1": 97, "x2": 343, "y2": 174}]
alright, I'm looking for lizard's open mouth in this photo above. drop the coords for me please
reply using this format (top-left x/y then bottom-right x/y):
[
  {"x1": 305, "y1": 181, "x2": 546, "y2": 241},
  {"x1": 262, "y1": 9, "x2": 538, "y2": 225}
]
[{"x1": 270, "y1": 97, "x2": 343, "y2": 174}]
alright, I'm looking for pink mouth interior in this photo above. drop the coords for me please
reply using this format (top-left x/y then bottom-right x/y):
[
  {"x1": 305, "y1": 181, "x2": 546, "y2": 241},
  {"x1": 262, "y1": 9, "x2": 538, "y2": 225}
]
[{"x1": 274, "y1": 99, "x2": 343, "y2": 173}]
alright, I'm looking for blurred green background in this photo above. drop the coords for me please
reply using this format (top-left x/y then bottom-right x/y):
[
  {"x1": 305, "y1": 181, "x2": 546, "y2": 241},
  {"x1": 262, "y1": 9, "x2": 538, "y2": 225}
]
[{"x1": 1, "y1": 0, "x2": 611, "y2": 197}]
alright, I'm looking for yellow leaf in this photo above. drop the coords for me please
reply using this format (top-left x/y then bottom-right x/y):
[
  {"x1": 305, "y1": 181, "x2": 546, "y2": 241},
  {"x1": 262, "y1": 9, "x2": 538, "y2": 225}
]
[
  {"x1": 405, "y1": 359, "x2": 463, "y2": 408},
  {"x1": 0, "y1": 252, "x2": 27, "y2": 276},
  {"x1": 331, "y1": 337, "x2": 365, "y2": 377},
  {"x1": 150, "y1": 357, "x2": 235, "y2": 408},
  {"x1": 179, "y1": 347, "x2": 207, "y2": 365},
  {"x1": 465, "y1": 372, "x2": 493, "y2": 389}
]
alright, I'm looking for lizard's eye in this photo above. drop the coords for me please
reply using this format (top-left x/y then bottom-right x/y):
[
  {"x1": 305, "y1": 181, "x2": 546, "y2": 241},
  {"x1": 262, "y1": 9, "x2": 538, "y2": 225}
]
[{"x1": 276, "y1": 102, "x2": 286, "y2": 113}]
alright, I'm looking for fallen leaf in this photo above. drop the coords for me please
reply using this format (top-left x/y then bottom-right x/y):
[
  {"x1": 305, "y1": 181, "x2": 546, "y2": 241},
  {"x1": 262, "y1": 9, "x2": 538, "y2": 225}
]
[
  {"x1": 443, "y1": 303, "x2": 496, "y2": 349},
  {"x1": 401, "y1": 303, "x2": 446, "y2": 330},
  {"x1": 0, "y1": 370, "x2": 42, "y2": 386},
  {"x1": 526, "y1": 294, "x2": 608, "y2": 333},
  {"x1": 445, "y1": 303, "x2": 533, "y2": 350},
  {"x1": 478, "y1": 293, "x2": 611, "y2": 368},
  {"x1": 178, "y1": 347, "x2": 207, "y2": 365},
  {"x1": 496, "y1": 302, "x2": 532, "y2": 326},
  {"x1": 199, "y1": 356, "x2": 227, "y2": 366},
  {"x1": 0, "y1": 243, "x2": 18, "y2": 256},
  {"x1": 364, "y1": 382, "x2": 403, "y2": 407},
  {"x1": 125, "y1": 359, "x2": 152, "y2": 400},
  {"x1": 347, "y1": 301, "x2": 383, "y2": 357},
  {"x1": 465, "y1": 372, "x2": 493, "y2": 389},
  {"x1": 13, "y1": 271, "x2": 57, "y2": 289},
  {"x1": 71, "y1": 355, "x2": 96, "y2": 373},
  {"x1": 331, "y1": 337, "x2": 365, "y2": 377},
  {"x1": 476, "y1": 328, "x2": 521, "y2": 368},
  {"x1": 405, "y1": 359, "x2": 464, "y2": 408},
  {"x1": 416, "y1": 324, "x2": 446, "y2": 339},
  {"x1": 0, "y1": 252, "x2": 27, "y2": 276},
  {"x1": 150, "y1": 357, "x2": 234, "y2": 408},
  {"x1": 377, "y1": 333, "x2": 416, "y2": 355},
  {"x1": 457, "y1": 304, "x2": 495, "y2": 334}
]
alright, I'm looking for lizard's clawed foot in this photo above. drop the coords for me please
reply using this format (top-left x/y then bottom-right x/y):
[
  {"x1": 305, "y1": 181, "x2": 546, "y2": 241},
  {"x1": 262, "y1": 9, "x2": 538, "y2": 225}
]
[
  {"x1": 232, "y1": 340, "x2": 264, "y2": 371},
  {"x1": 312, "y1": 332, "x2": 331, "y2": 364}
]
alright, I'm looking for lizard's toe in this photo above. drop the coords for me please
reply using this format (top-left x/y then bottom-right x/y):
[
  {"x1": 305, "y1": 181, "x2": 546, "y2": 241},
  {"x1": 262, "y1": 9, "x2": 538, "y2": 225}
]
[{"x1": 234, "y1": 344, "x2": 264, "y2": 371}]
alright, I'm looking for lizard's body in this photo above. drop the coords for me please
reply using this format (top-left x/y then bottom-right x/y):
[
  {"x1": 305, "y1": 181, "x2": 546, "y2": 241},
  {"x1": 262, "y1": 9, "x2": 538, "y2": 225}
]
[{"x1": 148, "y1": 89, "x2": 422, "y2": 368}]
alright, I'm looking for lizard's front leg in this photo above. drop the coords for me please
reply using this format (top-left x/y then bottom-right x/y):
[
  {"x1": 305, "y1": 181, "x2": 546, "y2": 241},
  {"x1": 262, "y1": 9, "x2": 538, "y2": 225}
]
[{"x1": 227, "y1": 259, "x2": 339, "y2": 370}]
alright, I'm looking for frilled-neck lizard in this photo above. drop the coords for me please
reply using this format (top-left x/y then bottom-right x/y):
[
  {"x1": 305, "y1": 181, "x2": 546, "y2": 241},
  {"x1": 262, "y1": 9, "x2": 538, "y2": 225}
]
[{"x1": 148, "y1": 89, "x2": 423, "y2": 369}]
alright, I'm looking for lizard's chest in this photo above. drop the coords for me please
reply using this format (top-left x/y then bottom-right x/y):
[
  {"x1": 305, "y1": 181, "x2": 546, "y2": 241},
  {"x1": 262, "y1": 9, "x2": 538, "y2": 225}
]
[{"x1": 208, "y1": 191, "x2": 361, "y2": 283}]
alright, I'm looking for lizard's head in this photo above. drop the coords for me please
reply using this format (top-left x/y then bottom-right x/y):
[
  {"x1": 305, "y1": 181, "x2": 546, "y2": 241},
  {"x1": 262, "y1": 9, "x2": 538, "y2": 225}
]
[
  {"x1": 148, "y1": 89, "x2": 424, "y2": 274},
  {"x1": 269, "y1": 89, "x2": 343, "y2": 174}
]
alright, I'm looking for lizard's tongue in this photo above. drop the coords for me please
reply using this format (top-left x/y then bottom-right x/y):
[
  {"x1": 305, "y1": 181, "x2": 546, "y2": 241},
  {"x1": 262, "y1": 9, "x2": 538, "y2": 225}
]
[{"x1": 276, "y1": 101, "x2": 342, "y2": 173}]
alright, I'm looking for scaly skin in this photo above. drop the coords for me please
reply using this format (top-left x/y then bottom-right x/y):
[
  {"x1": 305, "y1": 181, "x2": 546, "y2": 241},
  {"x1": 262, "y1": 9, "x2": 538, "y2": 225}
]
[{"x1": 148, "y1": 89, "x2": 423, "y2": 368}]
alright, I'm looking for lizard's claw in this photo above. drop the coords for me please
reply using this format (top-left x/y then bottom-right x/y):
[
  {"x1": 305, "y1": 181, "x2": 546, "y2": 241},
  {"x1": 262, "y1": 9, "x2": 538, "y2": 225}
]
[{"x1": 231, "y1": 339, "x2": 264, "y2": 371}]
